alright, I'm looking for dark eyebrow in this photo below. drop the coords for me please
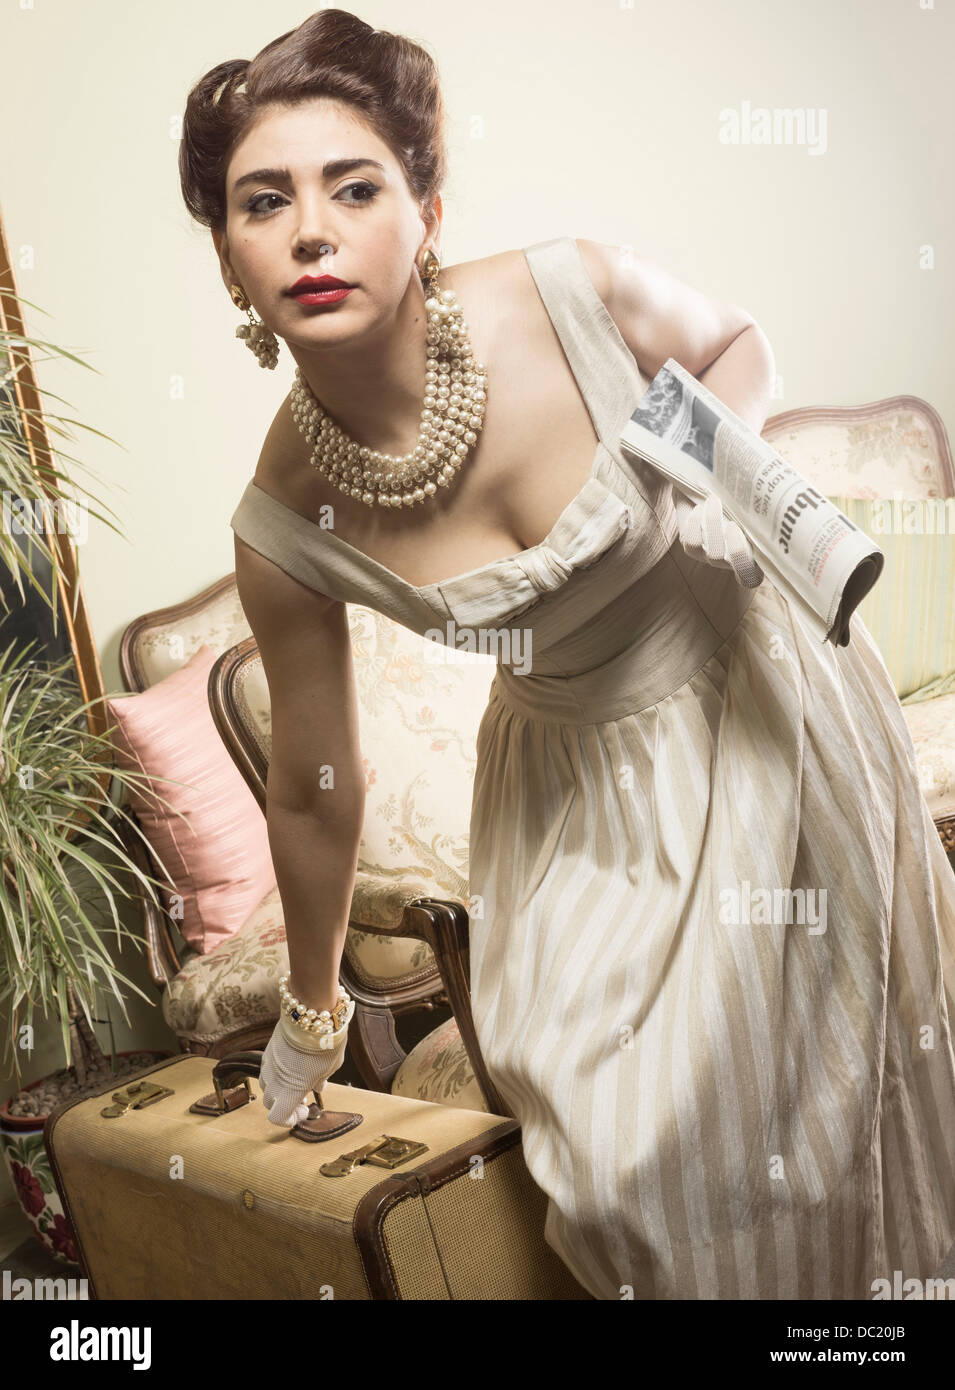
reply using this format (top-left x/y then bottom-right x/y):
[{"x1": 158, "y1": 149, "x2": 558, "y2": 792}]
[{"x1": 232, "y1": 158, "x2": 386, "y2": 194}]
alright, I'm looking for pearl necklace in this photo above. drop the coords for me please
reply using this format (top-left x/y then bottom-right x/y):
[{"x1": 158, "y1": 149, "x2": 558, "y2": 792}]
[{"x1": 289, "y1": 282, "x2": 487, "y2": 509}]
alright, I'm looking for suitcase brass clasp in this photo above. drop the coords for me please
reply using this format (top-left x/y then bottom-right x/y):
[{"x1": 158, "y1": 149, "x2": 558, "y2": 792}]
[
  {"x1": 319, "y1": 1134, "x2": 428, "y2": 1177},
  {"x1": 100, "y1": 1080, "x2": 175, "y2": 1118}
]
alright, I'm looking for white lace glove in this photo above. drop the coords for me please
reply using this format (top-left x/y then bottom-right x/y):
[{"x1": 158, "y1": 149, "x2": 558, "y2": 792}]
[
  {"x1": 259, "y1": 997, "x2": 356, "y2": 1128},
  {"x1": 672, "y1": 488, "x2": 764, "y2": 589}
]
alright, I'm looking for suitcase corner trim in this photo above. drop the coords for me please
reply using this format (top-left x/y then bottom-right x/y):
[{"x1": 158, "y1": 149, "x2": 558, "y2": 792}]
[{"x1": 354, "y1": 1117, "x2": 521, "y2": 1298}]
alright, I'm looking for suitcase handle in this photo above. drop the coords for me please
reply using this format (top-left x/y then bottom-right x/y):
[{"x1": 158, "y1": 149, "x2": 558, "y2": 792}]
[
  {"x1": 211, "y1": 1049, "x2": 326, "y2": 1109},
  {"x1": 205, "y1": 1050, "x2": 365, "y2": 1143},
  {"x1": 187, "y1": 1051, "x2": 265, "y2": 1117},
  {"x1": 212, "y1": 1049, "x2": 264, "y2": 1086},
  {"x1": 210, "y1": 1051, "x2": 266, "y2": 1113},
  {"x1": 210, "y1": 1050, "x2": 328, "y2": 1112}
]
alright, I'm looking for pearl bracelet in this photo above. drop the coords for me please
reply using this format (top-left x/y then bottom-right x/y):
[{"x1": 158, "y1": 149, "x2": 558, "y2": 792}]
[{"x1": 278, "y1": 973, "x2": 353, "y2": 1037}]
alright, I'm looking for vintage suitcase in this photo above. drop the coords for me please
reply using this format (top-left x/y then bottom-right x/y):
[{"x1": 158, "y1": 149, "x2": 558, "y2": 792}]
[{"x1": 44, "y1": 1051, "x2": 592, "y2": 1300}]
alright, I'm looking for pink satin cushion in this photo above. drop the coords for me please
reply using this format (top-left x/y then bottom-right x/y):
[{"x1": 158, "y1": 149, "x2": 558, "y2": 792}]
[{"x1": 106, "y1": 644, "x2": 275, "y2": 955}]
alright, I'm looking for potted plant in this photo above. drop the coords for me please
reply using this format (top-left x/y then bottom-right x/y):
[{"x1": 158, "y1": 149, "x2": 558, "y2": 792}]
[{"x1": 0, "y1": 301, "x2": 179, "y2": 1263}]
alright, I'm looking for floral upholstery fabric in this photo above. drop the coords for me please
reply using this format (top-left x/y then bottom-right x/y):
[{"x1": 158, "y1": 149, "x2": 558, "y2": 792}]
[
  {"x1": 162, "y1": 884, "x2": 288, "y2": 1046},
  {"x1": 763, "y1": 401, "x2": 954, "y2": 499},
  {"x1": 228, "y1": 604, "x2": 491, "y2": 986},
  {"x1": 902, "y1": 690, "x2": 955, "y2": 824},
  {"x1": 132, "y1": 587, "x2": 251, "y2": 688},
  {"x1": 344, "y1": 605, "x2": 496, "y2": 902},
  {"x1": 391, "y1": 1015, "x2": 489, "y2": 1112},
  {"x1": 344, "y1": 871, "x2": 453, "y2": 988}
]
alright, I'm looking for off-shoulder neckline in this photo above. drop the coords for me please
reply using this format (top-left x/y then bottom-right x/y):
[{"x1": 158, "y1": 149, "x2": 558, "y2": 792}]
[{"x1": 246, "y1": 439, "x2": 608, "y2": 599}]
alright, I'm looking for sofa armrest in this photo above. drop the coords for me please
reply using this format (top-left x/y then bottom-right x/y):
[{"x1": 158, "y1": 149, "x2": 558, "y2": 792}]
[
  {"x1": 349, "y1": 867, "x2": 466, "y2": 933},
  {"x1": 349, "y1": 886, "x2": 511, "y2": 1119},
  {"x1": 114, "y1": 809, "x2": 189, "y2": 989}
]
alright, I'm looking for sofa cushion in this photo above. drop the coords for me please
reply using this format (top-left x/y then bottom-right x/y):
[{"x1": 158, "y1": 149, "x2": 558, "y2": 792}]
[
  {"x1": 344, "y1": 606, "x2": 495, "y2": 906},
  {"x1": 161, "y1": 883, "x2": 287, "y2": 1043},
  {"x1": 107, "y1": 643, "x2": 276, "y2": 954},
  {"x1": 391, "y1": 1014, "x2": 488, "y2": 1112},
  {"x1": 901, "y1": 689, "x2": 955, "y2": 825}
]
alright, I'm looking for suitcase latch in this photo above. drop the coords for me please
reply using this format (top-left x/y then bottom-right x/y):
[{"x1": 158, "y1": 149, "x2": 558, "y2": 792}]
[
  {"x1": 100, "y1": 1080, "x2": 175, "y2": 1118},
  {"x1": 320, "y1": 1134, "x2": 428, "y2": 1177}
]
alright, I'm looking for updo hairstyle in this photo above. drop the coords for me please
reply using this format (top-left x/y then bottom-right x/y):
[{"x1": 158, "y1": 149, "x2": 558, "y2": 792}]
[{"x1": 179, "y1": 8, "x2": 447, "y2": 235}]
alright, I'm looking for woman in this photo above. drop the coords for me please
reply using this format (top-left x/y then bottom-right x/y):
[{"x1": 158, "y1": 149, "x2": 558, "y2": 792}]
[{"x1": 179, "y1": 9, "x2": 955, "y2": 1299}]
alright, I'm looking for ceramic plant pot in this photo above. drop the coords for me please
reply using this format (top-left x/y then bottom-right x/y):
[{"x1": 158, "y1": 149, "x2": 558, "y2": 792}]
[{"x1": 0, "y1": 1050, "x2": 171, "y2": 1264}]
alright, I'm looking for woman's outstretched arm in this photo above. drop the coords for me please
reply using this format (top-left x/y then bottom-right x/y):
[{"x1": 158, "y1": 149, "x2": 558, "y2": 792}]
[
  {"x1": 234, "y1": 534, "x2": 365, "y2": 1021},
  {"x1": 576, "y1": 237, "x2": 776, "y2": 434}
]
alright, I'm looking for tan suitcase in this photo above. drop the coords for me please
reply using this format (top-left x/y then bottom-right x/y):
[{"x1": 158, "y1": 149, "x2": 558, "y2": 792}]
[{"x1": 44, "y1": 1051, "x2": 592, "y2": 1300}]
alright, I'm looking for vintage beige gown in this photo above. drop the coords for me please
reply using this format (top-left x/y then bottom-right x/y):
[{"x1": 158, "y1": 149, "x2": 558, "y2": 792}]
[{"x1": 230, "y1": 235, "x2": 955, "y2": 1300}]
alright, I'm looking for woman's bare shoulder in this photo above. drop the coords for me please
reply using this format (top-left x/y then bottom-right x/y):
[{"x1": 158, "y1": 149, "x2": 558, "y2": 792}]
[
  {"x1": 443, "y1": 240, "x2": 580, "y2": 352},
  {"x1": 441, "y1": 244, "x2": 530, "y2": 325},
  {"x1": 450, "y1": 236, "x2": 606, "y2": 279},
  {"x1": 445, "y1": 243, "x2": 528, "y2": 279},
  {"x1": 447, "y1": 237, "x2": 613, "y2": 325}
]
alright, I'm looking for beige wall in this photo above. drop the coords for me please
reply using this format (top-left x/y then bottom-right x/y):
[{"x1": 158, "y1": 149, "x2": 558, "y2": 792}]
[{"x1": 0, "y1": 0, "x2": 952, "y2": 1124}]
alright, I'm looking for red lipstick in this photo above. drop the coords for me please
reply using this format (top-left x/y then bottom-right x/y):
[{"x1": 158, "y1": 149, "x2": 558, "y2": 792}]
[{"x1": 286, "y1": 274, "x2": 355, "y2": 307}]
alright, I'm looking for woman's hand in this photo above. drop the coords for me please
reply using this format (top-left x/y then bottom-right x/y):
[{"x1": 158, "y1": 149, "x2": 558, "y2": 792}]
[
  {"x1": 259, "y1": 997, "x2": 356, "y2": 1127},
  {"x1": 672, "y1": 488, "x2": 764, "y2": 589}
]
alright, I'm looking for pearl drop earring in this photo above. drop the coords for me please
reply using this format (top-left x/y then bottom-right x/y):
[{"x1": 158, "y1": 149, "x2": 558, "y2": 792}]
[{"x1": 230, "y1": 284, "x2": 279, "y2": 370}]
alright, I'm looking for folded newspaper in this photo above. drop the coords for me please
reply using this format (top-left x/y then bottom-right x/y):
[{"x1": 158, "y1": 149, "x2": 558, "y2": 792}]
[{"x1": 619, "y1": 358, "x2": 885, "y2": 647}]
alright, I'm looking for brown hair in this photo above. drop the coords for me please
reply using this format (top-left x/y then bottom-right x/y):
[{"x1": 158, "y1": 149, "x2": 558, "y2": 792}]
[{"x1": 178, "y1": 9, "x2": 447, "y2": 234}]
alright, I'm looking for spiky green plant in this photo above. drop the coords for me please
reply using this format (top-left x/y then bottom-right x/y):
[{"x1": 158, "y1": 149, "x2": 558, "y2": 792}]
[
  {"x1": 1, "y1": 293, "x2": 129, "y2": 629},
  {"x1": 0, "y1": 301, "x2": 185, "y2": 1091},
  {"x1": 0, "y1": 641, "x2": 186, "y2": 1088}
]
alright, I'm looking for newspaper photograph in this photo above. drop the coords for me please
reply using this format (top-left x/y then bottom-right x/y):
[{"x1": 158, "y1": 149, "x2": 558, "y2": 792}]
[{"x1": 619, "y1": 358, "x2": 885, "y2": 647}]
